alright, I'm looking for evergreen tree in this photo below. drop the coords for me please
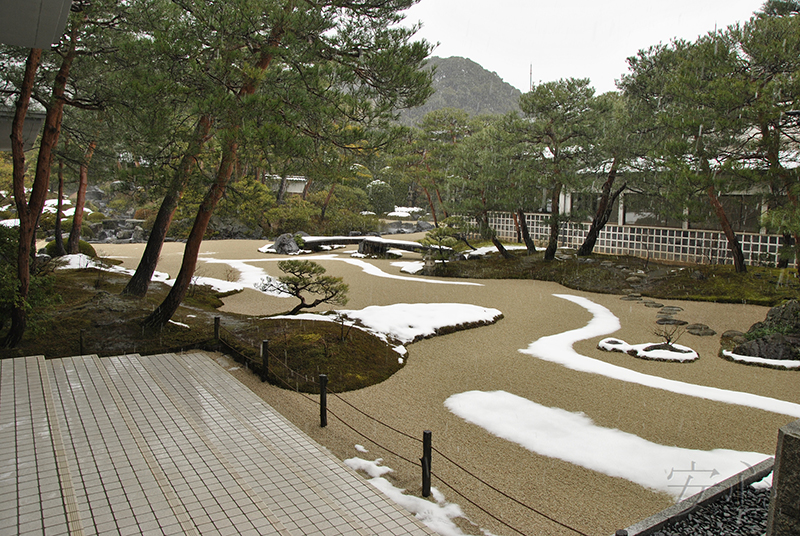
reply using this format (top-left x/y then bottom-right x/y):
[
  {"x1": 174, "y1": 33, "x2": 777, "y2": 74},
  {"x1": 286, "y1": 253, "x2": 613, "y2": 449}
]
[{"x1": 142, "y1": 0, "x2": 433, "y2": 328}]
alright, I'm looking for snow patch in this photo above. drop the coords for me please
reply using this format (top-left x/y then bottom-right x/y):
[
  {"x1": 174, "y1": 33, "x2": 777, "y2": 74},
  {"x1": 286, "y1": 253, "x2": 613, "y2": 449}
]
[
  {"x1": 446, "y1": 390, "x2": 769, "y2": 501},
  {"x1": 722, "y1": 350, "x2": 800, "y2": 369},
  {"x1": 520, "y1": 294, "x2": 800, "y2": 418},
  {"x1": 598, "y1": 337, "x2": 699, "y2": 362},
  {"x1": 344, "y1": 457, "x2": 472, "y2": 536}
]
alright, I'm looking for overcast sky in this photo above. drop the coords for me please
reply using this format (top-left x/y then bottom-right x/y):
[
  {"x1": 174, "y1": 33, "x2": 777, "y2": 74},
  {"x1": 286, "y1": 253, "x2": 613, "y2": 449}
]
[{"x1": 402, "y1": 0, "x2": 766, "y2": 95}]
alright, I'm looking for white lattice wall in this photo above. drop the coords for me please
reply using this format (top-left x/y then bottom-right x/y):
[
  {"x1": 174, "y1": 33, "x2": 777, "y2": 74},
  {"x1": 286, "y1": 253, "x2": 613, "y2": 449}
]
[{"x1": 474, "y1": 212, "x2": 790, "y2": 267}]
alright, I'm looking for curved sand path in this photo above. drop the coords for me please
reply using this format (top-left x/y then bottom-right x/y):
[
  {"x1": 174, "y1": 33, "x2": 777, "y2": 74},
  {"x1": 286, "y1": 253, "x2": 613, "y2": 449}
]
[{"x1": 97, "y1": 237, "x2": 799, "y2": 536}]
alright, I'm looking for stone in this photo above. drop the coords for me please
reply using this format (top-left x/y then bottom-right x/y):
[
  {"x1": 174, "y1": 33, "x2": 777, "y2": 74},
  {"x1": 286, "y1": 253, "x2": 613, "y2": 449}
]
[
  {"x1": 271, "y1": 233, "x2": 300, "y2": 255},
  {"x1": 660, "y1": 306, "x2": 684, "y2": 314},
  {"x1": 761, "y1": 300, "x2": 800, "y2": 333},
  {"x1": 643, "y1": 302, "x2": 664, "y2": 308},
  {"x1": 733, "y1": 333, "x2": 800, "y2": 361},
  {"x1": 626, "y1": 276, "x2": 643, "y2": 283},
  {"x1": 116, "y1": 229, "x2": 133, "y2": 240},
  {"x1": 720, "y1": 330, "x2": 748, "y2": 348},
  {"x1": 686, "y1": 323, "x2": 716, "y2": 337},
  {"x1": 620, "y1": 295, "x2": 642, "y2": 301},
  {"x1": 767, "y1": 419, "x2": 800, "y2": 536},
  {"x1": 415, "y1": 220, "x2": 434, "y2": 232},
  {"x1": 656, "y1": 318, "x2": 688, "y2": 326}
]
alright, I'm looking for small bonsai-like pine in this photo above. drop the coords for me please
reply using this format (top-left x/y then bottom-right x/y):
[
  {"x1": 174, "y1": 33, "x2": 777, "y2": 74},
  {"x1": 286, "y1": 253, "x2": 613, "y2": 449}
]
[{"x1": 259, "y1": 259, "x2": 349, "y2": 315}]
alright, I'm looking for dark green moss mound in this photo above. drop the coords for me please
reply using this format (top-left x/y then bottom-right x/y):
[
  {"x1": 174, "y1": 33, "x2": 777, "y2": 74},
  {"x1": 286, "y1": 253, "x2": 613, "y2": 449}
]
[
  {"x1": 224, "y1": 317, "x2": 403, "y2": 393},
  {"x1": 44, "y1": 239, "x2": 97, "y2": 258}
]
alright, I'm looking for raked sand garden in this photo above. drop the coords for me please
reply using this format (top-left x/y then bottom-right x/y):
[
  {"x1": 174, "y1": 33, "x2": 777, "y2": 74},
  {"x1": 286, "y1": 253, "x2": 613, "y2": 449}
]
[{"x1": 94, "y1": 234, "x2": 800, "y2": 536}]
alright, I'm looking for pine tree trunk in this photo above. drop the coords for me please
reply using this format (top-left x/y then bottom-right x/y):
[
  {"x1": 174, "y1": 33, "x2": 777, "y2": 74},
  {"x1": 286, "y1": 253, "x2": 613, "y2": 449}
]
[
  {"x1": 707, "y1": 186, "x2": 747, "y2": 273},
  {"x1": 53, "y1": 158, "x2": 67, "y2": 257},
  {"x1": 5, "y1": 39, "x2": 74, "y2": 348},
  {"x1": 421, "y1": 186, "x2": 438, "y2": 227},
  {"x1": 517, "y1": 208, "x2": 536, "y2": 253},
  {"x1": 578, "y1": 160, "x2": 625, "y2": 256},
  {"x1": 144, "y1": 136, "x2": 238, "y2": 328},
  {"x1": 276, "y1": 175, "x2": 289, "y2": 205},
  {"x1": 544, "y1": 183, "x2": 562, "y2": 260},
  {"x1": 319, "y1": 183, "x2": 336, "y2": 222},
  {"x1": 123, "y1": 115, "x2": 213, "y2": 297},
  {"x1": 491, "y1": 234, "x2": 514, "y2": 259},
  {"x1": 67, "y1": 140, "x2": 96, "y2": 253},
  {"x1": 777, "y1": 233, "x2": 791, "y2": 269}
]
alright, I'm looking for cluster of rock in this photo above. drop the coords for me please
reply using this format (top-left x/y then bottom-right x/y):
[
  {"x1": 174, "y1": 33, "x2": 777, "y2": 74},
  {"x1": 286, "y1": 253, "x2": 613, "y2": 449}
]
[
  {"x1": 723, "y1": 300, "x2": 800, "y2": 361},
  {"x1": 619, "y1": 293, "x2": 717, "y2": 337},
  {"x1": 382, "y1": 220, "x2": 434, "y2": 234},
  {"x1": 88, "y1": 219, "x2": 147, "y2": 243}
]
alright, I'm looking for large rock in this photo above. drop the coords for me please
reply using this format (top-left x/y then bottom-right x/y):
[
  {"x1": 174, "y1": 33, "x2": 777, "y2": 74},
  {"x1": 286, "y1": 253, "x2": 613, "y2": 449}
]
[
  {"x1": 734, "y1": 334, "x2": 800, "y2": 361},
  {"x1": 761, "y1": 299, "x2": 800, "y2": 332},
  {"x1": 732, "y1": 300, "x2": 800, "y2": 361},
  {"x1": 272, "y1": 233, "x2": 299, "y2": 254}
]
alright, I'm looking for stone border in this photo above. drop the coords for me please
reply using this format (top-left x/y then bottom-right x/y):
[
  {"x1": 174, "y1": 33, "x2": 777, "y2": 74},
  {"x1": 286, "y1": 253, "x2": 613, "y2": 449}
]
[{"x1": 618, "y1": 457, "x2": 775, "y2": 536}]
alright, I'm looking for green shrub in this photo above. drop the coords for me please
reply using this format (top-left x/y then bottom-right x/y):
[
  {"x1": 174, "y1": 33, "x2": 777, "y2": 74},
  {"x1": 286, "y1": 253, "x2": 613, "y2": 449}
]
[
  {"x1": 44, "y1": 239, "x2": 97, "y2": 258},
  {"x1": 86, "y1": 211, "x2": 106, "y2": 223}
]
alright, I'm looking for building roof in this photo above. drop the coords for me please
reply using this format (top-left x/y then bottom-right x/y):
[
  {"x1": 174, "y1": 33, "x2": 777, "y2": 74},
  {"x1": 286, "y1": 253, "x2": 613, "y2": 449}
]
[{"x1": 0, "y1": 0, "x2": 72, "y2": 49}]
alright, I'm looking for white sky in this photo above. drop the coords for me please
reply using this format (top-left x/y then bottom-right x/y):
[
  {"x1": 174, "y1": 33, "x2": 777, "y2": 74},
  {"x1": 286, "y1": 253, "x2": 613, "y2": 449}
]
[{"x1": 402, "y1": 0, "x2": 766, "y2": 94}]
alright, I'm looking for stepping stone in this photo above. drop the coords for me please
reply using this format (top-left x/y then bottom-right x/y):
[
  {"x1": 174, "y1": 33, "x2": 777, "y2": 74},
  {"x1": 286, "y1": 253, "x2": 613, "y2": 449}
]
[
  {"x1": 643, "y1": 302, "x2": 664, "y2": 308},
  {"x1": 660, "y1": 306, "x2": 684, "y2": 314},
  {"x1": 626, "y1": 276, "x2": 643, "y2": 283},
  {"x1": 686, "y1": 323, "x2": 716, "y2": 336},
  {"x1": 656, "y1": 318, "x2": 688, "y2": 325},
  {"x1": 621, "y1": 295, "x2": 642, "y2": 301}
]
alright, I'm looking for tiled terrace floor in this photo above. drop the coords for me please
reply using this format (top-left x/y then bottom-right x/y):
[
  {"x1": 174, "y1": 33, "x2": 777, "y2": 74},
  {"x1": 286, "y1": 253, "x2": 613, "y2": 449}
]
[{"x1": 0, "y1": 352, "x2": 436, "y2": 536}]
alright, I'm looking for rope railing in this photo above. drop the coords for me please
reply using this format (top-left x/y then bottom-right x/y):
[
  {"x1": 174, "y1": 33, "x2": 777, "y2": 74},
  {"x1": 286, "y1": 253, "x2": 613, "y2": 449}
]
[{"x1": 214, "y1": 318, "x2": 591, "y2": 536}]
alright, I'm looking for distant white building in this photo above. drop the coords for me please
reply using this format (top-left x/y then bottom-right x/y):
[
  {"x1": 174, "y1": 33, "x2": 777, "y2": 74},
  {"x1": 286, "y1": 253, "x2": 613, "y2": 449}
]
[{"x1": 265, "y1": 175, "x2": 308, "y2": 196}]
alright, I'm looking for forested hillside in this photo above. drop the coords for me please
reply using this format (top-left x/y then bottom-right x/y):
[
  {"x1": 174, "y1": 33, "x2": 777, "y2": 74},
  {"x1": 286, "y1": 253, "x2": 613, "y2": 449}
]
[{"x1": 398, "y1": 56, "x2": 522, "y2": 125}]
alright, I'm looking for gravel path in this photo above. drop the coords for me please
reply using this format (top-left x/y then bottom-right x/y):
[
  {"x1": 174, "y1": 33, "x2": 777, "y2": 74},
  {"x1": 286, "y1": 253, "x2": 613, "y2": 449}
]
[
  {"x1": 652, "y1": 486, "x2": 770, "y2": 536},
  {"x1": 98, "y1": 238, "x2": 798, "y2": 536}
]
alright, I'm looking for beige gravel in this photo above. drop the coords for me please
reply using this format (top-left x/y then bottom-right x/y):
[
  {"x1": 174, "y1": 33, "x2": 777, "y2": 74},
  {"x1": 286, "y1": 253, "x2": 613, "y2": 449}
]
[{"x1": 98, "y1": 237, "x2": 800, "y2": 536}]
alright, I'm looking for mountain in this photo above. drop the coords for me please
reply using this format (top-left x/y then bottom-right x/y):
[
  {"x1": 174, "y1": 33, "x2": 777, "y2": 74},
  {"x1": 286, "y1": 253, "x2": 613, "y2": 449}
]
[{"x1": 398, "y1": 56, "x2": 523, "y2": 126}]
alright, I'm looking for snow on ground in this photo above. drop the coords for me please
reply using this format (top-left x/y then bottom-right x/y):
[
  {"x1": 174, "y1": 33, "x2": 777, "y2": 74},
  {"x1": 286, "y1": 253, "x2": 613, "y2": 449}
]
[
  {"x1": 464, "y1": 245, "x2": 528, "y2": 258},
  {"x1": 198, "y1": 257, "x2": 284, "y2": 296},
  {"x1": 521, "y1": 294, "x2": 800, "y2": 418},
  {"x1": 598, "y1": 337, "x2": 699, "y2": 362},
  {"x1": 344, "y1": 457, "x2": 475, "y2": 536},
  {"x1": 1, "y1": 219, "x2": 20, "y2": 227},
  {"x1": 276, "y1": 303, "x2": 502, "y2": 356},
  {"x1": 55, "y1": 253, "x2": 170, "y2": 282},
  {"x1": 339, "y1": 256, "x2": 480, "y2": 286},
  {"x1": 336, "y1": 303, "x2": 502, "y2": 344},
  {"x1": 722, "y1": 350, "x2": 800, "y2": 370},
  {"x1": 392, "y1": 261, "x2": 424, "y2": 274},
  {"x1": 446, "y1": 391, "x2": 769, "y2": 501}
]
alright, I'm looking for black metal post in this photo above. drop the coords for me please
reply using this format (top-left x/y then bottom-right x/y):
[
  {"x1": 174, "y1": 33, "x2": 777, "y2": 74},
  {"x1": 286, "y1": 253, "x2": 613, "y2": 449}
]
[
  {"x1": 260, "y1": 340, "x2": 269, "y2": 382},
  {"x1": 319, "y1": 374, "x2": 328, "y2": 427},
  {"x1": 214, "y1": 316, "x2": 220, "y2": 340},
  {"x1": 421, "y1": 430, "x2": 432, "y2": 497}
]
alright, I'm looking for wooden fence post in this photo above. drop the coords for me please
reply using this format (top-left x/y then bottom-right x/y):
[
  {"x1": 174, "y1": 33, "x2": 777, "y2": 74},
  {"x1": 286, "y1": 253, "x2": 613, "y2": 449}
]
[
  {"x1": 421, "y1": 430, "x2": 432, "y2": 497},
  {"x1": 260, "y1": 340, "x2": 269, "y2": 382},
  {"x1": 214, "y1": 316, "x2": 220, "y2": 340},
  {"x1": 319, "y1": 374, "x2": 328, "y2": 428}
]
